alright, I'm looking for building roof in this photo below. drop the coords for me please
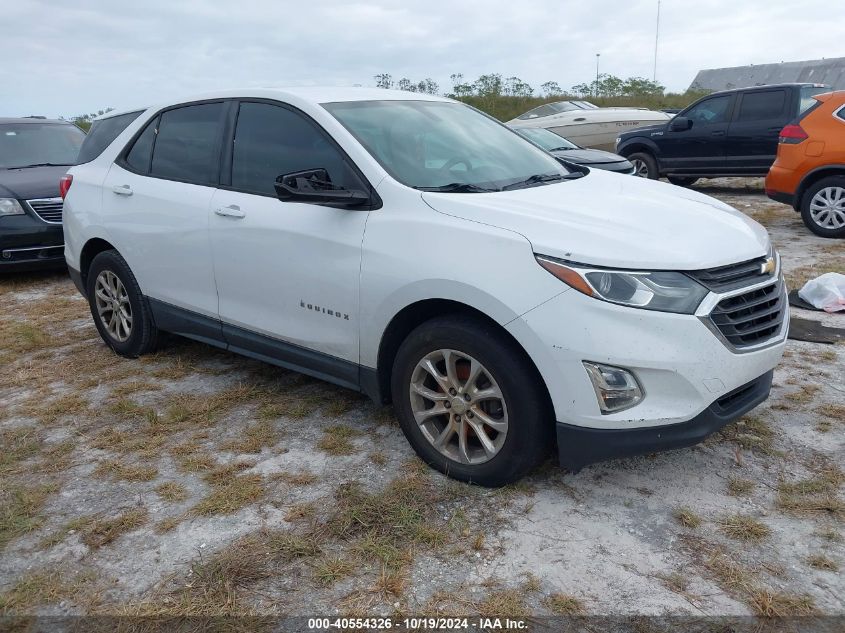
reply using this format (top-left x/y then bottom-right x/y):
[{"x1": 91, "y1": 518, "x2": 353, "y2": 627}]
[{"x1": 689, "y1": 57, "x2": 845, "y2": 92}]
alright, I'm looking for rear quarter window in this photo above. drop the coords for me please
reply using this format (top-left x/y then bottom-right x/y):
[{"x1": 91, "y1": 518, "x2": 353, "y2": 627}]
[
  {"x1": 77, "y1": 111, "x2": 142, "y2": 164},
  {"x1": 737, "y1": 91, "x2": 786, "y2": 121}
]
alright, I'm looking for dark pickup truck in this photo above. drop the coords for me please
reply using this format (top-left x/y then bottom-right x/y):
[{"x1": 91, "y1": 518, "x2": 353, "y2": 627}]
[{"x1": 615, "y1": 83, "x2": 829, "y2": 186}]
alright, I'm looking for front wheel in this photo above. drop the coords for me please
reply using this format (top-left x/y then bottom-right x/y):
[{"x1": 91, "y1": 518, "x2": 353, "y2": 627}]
[
  {"x1": 800, "y1": 176, "x2": 845, "y2": 238},
  {"x1": 667, "y1": 176, "x2": 699, "y2": 187},
  {"x1": 628, "y1": 152, "x2": 659, "y2": 179},
  {"x1": 86, "y1": 250, "x2": 159, "y2": 357},
  {"x1": 391, "y1": 315, "x2": 551, "y2": 487}
]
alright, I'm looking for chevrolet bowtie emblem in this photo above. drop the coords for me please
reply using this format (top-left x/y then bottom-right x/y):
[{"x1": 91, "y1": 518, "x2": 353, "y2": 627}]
[{"x1": 760, "y1": 257, "x2": 775, "y2": 275}]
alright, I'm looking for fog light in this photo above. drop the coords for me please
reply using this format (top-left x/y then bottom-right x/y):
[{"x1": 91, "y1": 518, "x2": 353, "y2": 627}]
[{"x1": 583, "y1": 362, "x2": 643, "y2": 414}]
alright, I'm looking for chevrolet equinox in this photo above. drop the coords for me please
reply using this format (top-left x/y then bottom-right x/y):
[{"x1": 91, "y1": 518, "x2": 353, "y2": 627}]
[{"x1": 63, "y1": 88, "x2": 788, "y2": 486}]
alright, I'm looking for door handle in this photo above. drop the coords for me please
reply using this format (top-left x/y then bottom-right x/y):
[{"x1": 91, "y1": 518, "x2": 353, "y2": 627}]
[
  {"x1": 710, "y1": 131, "x2": 726, "y2": 137},
  {"x1": 215, "y1": 205, "x2": 245, "y2": 219},
  {"x1": 112, "y1": 184, "x2": 133, "y2": 196}
]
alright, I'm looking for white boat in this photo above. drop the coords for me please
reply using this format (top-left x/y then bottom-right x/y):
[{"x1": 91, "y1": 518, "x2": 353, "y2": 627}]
[{"x1": 506, "y1": 100, "x2": 672, "y2": 152}]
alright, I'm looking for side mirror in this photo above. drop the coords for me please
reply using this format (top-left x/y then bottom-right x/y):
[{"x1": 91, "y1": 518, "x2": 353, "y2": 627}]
[
  {"x1": 274, "y1": 168, "x2": 370, "y2": 208},
  {"x1": 670, "y1": 116, "x2": 693, "y2": 132}
]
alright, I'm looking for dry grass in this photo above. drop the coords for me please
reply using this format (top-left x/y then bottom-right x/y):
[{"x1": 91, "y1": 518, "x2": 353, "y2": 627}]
[
  {"x1": 817, "y1": 403, "x2": 845, "y2": 420},
  {"x1": 155, "y1": 482, "x2": 189, "y2": 502},
  {"x1": 672, "y1": 507, "x2": 702, "y2": 529},
  {"x1": 222, "y1": 420, "x2": 279, "y2": 454},
  {"x1": 726, "y1": 477, "x2": 755, "y2": 497},
  {"x1": 543, "y1": 592, "x2": 585, "y2": 615},
  {"x1": 807, "y1": 554, "x2": 838, "y2": 571},
  {"x1": 165, "y1": 385, "x2": 257, "y2": 428},
  {"x1": 270, "y1": 470, "x2": 318, "y2": 486},
  {"x1": 476, "y1": 588, "x2": 530, "y2": 618},
  {"x1": 656, "y1": 572, "x2": 689, "y2": 594},
  {"x1": 80, "y1": 508, "x2": 148, "y2": 548},
  {"x1": 718, "y1": 514, "x2": 771, "y2": 542},
  {"x1": 776, "y1": 465, "x2": 845, "y2": 519},
  {"x1": 719, "y1": 415, "x2": 778, "y2": 455},
  {"x1": 317, "y1": 424, "x2": 362, "y2": 455},
  {"x1": 0, "y1": 427, "x2": 42, "y2": 476},
  {"x1": 0, "y1": 568, "x2": 99, "y2": 612},
  {"x1": 93, "y1": 459, "x2": 158, "y2": 483},
  {"x1": 285, "y1": 502, "x2": 317, "y2": 522},
  {"x1": 785, "y1": 255, "x2": 843, "y2": 290},
  {"x1": 191, "y1": 474, "x2": 264, "y2": 516},
  {"x1": 747, "y1": 589, "x2": 816, "y2": 617},
  {"x1": 0, "y1": 484, "x2": 56, "y2": 548},
  {"x1": 313, "y1": 556, "x2": 356, "y2": 586}
]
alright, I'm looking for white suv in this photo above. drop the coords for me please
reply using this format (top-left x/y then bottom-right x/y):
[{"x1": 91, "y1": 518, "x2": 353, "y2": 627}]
[{"x1": 62, "y1": 88, "x2": 787, "y2": 486}]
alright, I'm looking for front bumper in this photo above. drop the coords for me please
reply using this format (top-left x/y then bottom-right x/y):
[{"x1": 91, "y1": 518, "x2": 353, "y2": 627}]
[
  {"x1": 556, "y1": 369, "x2": 773, "y2": 471},
  {"x1": 0, "y1": 212, "x2": 65, "y2": 272}
]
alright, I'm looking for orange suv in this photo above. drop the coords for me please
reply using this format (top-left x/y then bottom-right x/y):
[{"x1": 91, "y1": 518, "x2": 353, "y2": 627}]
[{"x1": 766, "y1": 91, "x2": 845, "y2": 238}]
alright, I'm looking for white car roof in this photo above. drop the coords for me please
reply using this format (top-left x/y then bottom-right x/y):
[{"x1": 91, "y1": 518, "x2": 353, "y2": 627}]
[{"x1": 95, "y1": 87, "x2": 452, "y2": 121}]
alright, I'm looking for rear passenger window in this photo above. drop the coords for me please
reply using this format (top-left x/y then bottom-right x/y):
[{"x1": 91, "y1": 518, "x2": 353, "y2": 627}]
[
  {"x1": 125, "y1": 116, "x2": 157, "y2": 173},
  {"x1": 231, "y1": 102, "x2": 361, "y2": 196},
  {"x1": 737, "y1": 91, "x2": 786, "y2": 121},
  {"x1": 149, "y1": 103, "x2": 224, "y2": 185},
  {"x1": 77, "y1": 111, "x2": 142, "y2": 163}
]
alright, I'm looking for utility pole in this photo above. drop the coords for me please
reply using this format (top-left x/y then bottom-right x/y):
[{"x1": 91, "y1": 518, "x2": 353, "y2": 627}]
[
  {"x1": 596, "y1": 53, "x2": 601, "y2": 97},
  {"x1": 653, "y1": 0, "x2": 661, "y2": 81}
]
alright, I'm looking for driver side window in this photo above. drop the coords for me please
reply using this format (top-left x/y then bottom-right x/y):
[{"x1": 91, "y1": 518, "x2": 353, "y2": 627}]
[
  {"x1": 685, "y1": 95, "x2": 732, "y2": 124},
  {"x1": 231, "y1": 102, "x2": 361, "y2": 196}
]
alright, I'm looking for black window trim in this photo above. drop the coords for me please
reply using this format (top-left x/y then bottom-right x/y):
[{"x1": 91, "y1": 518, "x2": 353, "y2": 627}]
[
  {"x1": 115, "y1": 98, "x2": 231, "y2": 188},
  {"x1": 734, "y1": 89, "x2": 788, "y2": 122},
  {"x1": 219, "y1": 97, "x2": 382, "y2": 210}
]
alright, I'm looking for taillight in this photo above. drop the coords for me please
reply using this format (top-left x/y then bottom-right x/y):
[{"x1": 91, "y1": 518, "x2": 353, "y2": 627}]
[
  {"x1": 779, "y1": 124, "x2": 808, "y2": 144},
  {"x1": 59, "y1": 174, "x2": 73, "y2": 199}
]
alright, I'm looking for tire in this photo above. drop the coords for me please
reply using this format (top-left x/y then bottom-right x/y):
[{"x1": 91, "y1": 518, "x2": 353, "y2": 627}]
[
  {"x1": 86, "y1": 250, "x2": 158, "y2": 357},
  {"x1": 391, "y1": 315, "x2": 551, "y2": 487},
  {"x1": 628, "y1": 152, "x2": 659, "y2": 179},
  {"x1": 800, "y1": 176, "x2": 845, "y2": 238},
  {"x1": 667, "y1": 176, "x2": 699, "y2": 187}
]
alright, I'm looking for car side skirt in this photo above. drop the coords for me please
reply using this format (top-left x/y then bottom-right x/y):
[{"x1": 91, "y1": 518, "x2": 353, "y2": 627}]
[{"x1": 146, "y1": 298, "x2": 383, "y2": 402}]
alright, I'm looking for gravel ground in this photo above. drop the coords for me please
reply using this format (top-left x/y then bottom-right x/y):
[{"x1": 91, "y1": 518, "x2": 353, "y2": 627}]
[{"x1": 0, "y1": 177, "x2": 842, "y2": 622}]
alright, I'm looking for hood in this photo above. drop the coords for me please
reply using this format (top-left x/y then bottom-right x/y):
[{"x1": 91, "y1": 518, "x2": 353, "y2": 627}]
[
  {"x1": 0, "y1": 165, "x2": 69, "y2": 200},
  {"x1": 421, "y1": 169, "x2": 770, "y2": 270},
  {"x1": 552, "y1": 148, "x2": 628, "y2": 165}
]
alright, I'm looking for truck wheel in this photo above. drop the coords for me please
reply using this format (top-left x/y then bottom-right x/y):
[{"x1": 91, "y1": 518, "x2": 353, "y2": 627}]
[
  {"x1": 628, "y1": 152, "x2": 659, "y2": 179},
  {"x1": 87, "y1": 250, "x2": 159, "y2": 357},
  {"x1": 391, "y1": 315, "x2": 551, "y2": 487},
  {"x1": 801, "y1": 176, "x2": 845, "y2": 238},
  {"x1": 668, "y1": 176, "x2": 699, "y2": 187}
]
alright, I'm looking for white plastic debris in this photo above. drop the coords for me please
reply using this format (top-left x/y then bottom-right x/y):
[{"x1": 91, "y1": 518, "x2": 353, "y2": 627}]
[{"x1": 798, "y1": 272, "x2": 845, "y2": 312}]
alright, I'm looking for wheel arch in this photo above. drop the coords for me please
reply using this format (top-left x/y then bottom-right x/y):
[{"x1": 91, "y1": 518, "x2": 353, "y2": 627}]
[
  {"x1": 372, "y1": 298, "x2": 554, "y2": 420},
  {"x1": 796, "y1": 165, "x2": 845, "y2": 209},
  {"x1": 79, "y1": 237, "x2": 118, "y2": 289},
  {"x1": 616, "y1": 137, "x2": 661, "y2": 159}
]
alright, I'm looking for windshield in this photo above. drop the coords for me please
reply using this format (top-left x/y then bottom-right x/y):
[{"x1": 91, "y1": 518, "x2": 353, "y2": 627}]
[
  {"x1": 0, "y1": 122, "x2": 85, "y2": 169},
  {"x1": 325, "y1": 100, "x2": 570, "y2": 191},
  {"x1": 516, "y1": 100, "x2": 597, "y2": 120},
  {"x1": 516, "y1": 128, "x2": 579, "y2": 151},
  {"x1": 799, "y1": 86, "x2": 829, "y2": 114}
]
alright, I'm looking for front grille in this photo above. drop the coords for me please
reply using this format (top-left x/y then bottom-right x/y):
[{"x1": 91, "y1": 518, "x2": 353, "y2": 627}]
[
  {"x1": 709, "y1": 281, "x2": 785, "y2": 348},
  {"x1": 689, "y1": 256, "x2": 772, "y2": 292},
  {"x1": 26, "y1": 197, "x2": 63, "y2": 224}
]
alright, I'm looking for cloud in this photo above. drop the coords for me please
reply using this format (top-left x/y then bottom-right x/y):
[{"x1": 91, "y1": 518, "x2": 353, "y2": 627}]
[{"x1": 1, "y1": 0, "x2": 839, "y2": 117}]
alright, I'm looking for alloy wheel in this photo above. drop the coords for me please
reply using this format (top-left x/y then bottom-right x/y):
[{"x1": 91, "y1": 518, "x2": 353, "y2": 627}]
[
  {"x1": 409, "y1": 349, "x2": 508, "y2": 465},
  {"x1": 632, "y1": 159, "x2": 649, "y2": 178},
  {"x1": 809, "y1": 186, "x2": 845, "y2": 230},
  {"x1": 94, "y1": 270, "x2": 132, "y2": 342}
]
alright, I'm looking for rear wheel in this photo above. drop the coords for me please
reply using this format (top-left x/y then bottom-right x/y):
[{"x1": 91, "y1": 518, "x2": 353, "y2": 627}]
[
  {"x1": 628, "y1": 152, "x2": 659, "y2": 180},
  {"x1": 391, "y1": 316, "x2": 551, "y2": 487},
  {"x1": 667, "y1": 176, "x2": 699, "y2": 187},
  {"x1": 87, "y1": 250, "x2": 159, "y2": 357},
  {"x1": 800, "y1": 176, "x2": 845, "y2": 238}
]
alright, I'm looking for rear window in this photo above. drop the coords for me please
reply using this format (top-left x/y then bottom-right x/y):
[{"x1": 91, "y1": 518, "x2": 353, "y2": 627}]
[
  {"x1": 148, "y1": 103, "x2": 224, "y2": 185},
  {"x1": 77, "y1": 111, "x2": 142, "y2": 164},
  {"x1": 800, "y1": 86, "x2": 829, "y2": 114},
  {"x1": 737, "y1": 90, "x2": 786, "y2": 121}
]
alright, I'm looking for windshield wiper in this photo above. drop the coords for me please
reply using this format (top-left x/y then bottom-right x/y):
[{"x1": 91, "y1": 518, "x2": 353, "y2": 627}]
[
  {"x1": 7, "y1": 163, "x2": 74, "y2": 169},
  {"x1": 418, "y1": 182, "x2": 498, "y2": 193},
  {"x1": 501, "y1": 172, "x2": 581, "y2": 191}
]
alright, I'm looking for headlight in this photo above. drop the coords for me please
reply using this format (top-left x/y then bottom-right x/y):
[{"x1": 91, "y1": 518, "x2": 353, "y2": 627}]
[
  {"x1": 0, "y1": 198, "x2": 25, "y2": 216},
  {"x1": 536, "y1": 254, "x2": 709, "y2": 314}
]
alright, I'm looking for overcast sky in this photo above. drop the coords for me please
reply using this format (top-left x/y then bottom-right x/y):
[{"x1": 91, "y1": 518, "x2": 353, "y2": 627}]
[{"x1": 3, "y1": 0, "x2": 840, "y2": 118}]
